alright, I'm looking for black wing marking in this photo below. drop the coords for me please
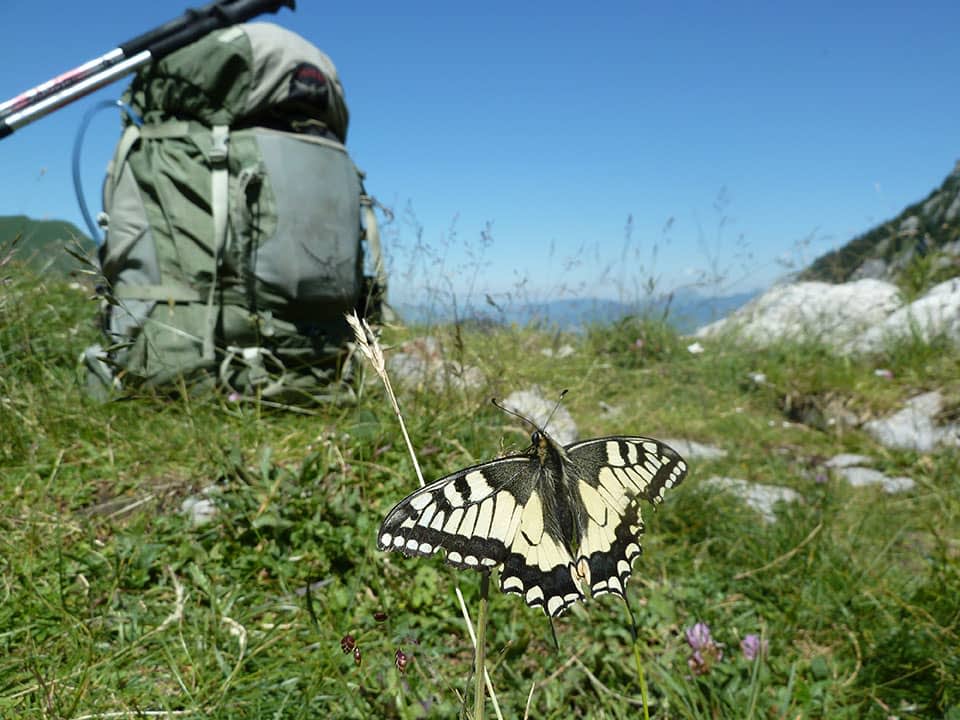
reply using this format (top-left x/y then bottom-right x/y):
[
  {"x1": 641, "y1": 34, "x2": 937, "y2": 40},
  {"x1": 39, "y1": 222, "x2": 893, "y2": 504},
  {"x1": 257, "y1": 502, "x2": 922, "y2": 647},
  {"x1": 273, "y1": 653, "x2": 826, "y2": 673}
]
[{"x1": 565, "y1": 436, "x2": 687, "y2": 599}]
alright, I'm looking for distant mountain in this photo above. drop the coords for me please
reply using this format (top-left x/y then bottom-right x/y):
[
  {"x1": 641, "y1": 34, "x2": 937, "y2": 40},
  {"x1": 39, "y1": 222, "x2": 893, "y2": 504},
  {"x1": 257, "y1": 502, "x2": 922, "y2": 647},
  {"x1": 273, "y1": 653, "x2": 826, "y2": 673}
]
[
  {"x1": 800, "y1": 161, "x2": 960, "y2": 285},
  {"x1": 395, "y1": 287, "x2": 758, "y2": 333},
  {"x1": 0, "y1": 215, "x2": 95, "y2": 275}
]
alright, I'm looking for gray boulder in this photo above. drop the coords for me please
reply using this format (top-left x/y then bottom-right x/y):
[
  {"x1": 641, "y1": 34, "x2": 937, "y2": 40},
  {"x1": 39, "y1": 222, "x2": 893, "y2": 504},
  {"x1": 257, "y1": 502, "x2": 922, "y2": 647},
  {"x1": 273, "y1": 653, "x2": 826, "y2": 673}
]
[{"x1": 696, "y1": 279, "x2": 901, "y2": 347}]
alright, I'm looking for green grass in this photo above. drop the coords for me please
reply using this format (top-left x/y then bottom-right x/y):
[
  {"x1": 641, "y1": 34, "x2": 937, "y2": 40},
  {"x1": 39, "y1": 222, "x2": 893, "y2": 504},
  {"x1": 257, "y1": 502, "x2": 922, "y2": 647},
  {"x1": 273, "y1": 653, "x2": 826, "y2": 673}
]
[{"x1": 1, "y1": 259, "x2": 959, "y2": 719}]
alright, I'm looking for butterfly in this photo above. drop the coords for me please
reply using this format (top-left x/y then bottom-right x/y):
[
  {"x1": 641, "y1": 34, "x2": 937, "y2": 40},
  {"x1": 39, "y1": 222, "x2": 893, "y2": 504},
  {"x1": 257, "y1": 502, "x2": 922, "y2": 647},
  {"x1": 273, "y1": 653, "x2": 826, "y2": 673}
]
[{"x1": 377, "y1": 403, "x2": 688, "y2": 617}]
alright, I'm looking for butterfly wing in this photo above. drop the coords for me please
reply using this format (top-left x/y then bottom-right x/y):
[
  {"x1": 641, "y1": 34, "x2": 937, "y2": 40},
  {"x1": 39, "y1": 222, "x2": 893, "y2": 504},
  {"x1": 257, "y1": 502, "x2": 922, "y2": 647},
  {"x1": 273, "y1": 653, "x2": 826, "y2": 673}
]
[
  {"x1": 565, "y1": 436, "x2": 687, "y2": 599},
  {"x1": 378, "y1": 454, "x2": 537, "y2": 568},
  {"x1": 377, "y1": 451, "x2": 585, "y2": 616}
]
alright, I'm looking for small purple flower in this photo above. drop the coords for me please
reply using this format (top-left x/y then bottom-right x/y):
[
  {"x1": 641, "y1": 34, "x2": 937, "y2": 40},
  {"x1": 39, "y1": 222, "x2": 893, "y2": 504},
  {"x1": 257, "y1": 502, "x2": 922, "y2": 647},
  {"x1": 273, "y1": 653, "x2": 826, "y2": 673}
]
[
  {"x1": 685, "y1": 622, "x2": 724, "y2": 675},
  {"x1": 686, "y1": 622, "x2": 714, "y2": 652},
  {"x1": 740, "y1": 634, "x2": 768, "y2": 661}
]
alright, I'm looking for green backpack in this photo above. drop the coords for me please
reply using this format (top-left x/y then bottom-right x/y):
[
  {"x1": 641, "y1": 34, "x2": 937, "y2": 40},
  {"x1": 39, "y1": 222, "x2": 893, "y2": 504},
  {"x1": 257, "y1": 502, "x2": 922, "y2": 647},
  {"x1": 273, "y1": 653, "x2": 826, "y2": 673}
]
[{"x1": 82, "y1": 22, "x2": 386, "y2": 405}]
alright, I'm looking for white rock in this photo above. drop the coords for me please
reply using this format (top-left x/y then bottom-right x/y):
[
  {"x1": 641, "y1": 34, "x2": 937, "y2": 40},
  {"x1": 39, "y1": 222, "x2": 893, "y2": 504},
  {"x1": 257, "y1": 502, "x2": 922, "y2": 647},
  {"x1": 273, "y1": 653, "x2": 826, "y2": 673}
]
[
  {"x1": 863, "y1": 391, "x2": 959, "y2": 452},
  {"x1": 502, "y1": 389, "x2": 578, "y2": 445},
  {"x1": 541, "y1": 344, "x2": 576, "y2": 358},
  {"x1": 696, "y1": 279, "x2": 901, "y2": 347},
  {"x1": 824, "y1": 453, "x2": 874, "y2": 468},
  {"x1": 662, "y1": 438, "x2": 727, "y2": 460},
  {"x1": 848, "y1": 278, "x2": 960, "y2": 354},
  {"x1": 835, "y1": 467, "x2": 916, "y2": 493},
  {"x1": 387, "y1": 335, "x2": 485, "y2": 391},
  {"x1": 181, "y1": 496, "x2": 218, "y2": 527},
  {"x1": 703, "y1": 476, "x2": 802, "y2": 523}
]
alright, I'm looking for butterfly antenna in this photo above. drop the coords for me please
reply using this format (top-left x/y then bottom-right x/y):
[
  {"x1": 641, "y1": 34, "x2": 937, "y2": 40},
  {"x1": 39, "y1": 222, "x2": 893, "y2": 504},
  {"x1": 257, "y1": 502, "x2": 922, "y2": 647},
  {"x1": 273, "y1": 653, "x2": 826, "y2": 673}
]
[
  {"x1": 543, "y1": 389, "x2": 569, "y2": 431},
  {"x1": 491, "y1": 388, "x2": 569, "y2": 432}
]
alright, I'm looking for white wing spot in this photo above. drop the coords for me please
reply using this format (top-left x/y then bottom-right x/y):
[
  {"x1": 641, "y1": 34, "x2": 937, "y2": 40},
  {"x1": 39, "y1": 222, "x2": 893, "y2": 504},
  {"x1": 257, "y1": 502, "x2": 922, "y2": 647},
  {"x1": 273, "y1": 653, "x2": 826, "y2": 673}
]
[
  {"x1": 405, "y1": 539, "x2": 419, "y2": 551},
  {"x1": 504, "y1": 506, "x2": 524, "y2": 542},
  {"x1": 579, "y1": 481, "x2": 608, "y2": 523},
  {"x1": 626, "y1": 441, "x2": 638, "y2": 464},
  {"x1": 421, "y1": 542, "x2": 433, "y2": 554},
  {"x1": 519, "y1": 492, "x2": 545, "y2": 544},
  {"x1": 625, "y1": 542, "x2": 641, "y2": 558},
  {"x1": 418, "y1": 504, "x2": 436, "y2": 527},
  {"x1": 393, "y1": 536, "x2": 405, "y2": 548},
  {"x1": 443, "y1": 483, "x2": 464, "y2": 506},
  {"x1": 444, "y1": 507, "x2": 465, "y2": 533},
  {"x1": 474, "y1": 498, "x2": 495, "y2": 539},
  {"x1": 429, "y1": 511, "x2": 446, "y2": 531},
  {"x1": 526, "y1": 586, "x2": 544, "y2": 604},
  {"x1": 464, "y1": 555, "x2": 479, "y2": 566},
  {"x1": 643, "y1": 441, "x2": 658, "y2": 454},
  {"x1": 409, "y1": 493, "x2": 433, "y2": 511},
  {"x1": 448, "y1": 551, "x2": 463, "y2": 564},
  {"x1": 380, "y1": 533, "x2": 392, "y2": 547},
  {"x1": 502, "y1": 575, "x2": 524, "y2": 592},
  {"x1": 481, "y1": 557, "x2": 498, "y2": 567},
  {"x1": 465, "y1": 470, "x2": 494, "y2": 498},
  {"x1": 490, "y1": 496, "x2": 516, "y2": 538},
  {"x1": 459, "y1": 503, "x2": 479, "y2": 537},
  {"x1": 547, "y1": 596, "x2": 565, "y2": 616},
  {"x1": 606, "y1": 440, "x2": 626, "y2": 466}
]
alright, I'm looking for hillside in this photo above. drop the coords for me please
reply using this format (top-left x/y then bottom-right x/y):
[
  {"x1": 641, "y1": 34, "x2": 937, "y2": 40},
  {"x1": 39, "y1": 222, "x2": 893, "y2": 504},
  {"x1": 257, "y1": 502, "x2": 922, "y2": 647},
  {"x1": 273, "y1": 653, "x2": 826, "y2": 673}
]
[
  {"x1": 0, "y1": 214, "x2": 94, "y2": 275},
  {"x1": 800, "y1": 161, "x2": 960, "y2": 285}
]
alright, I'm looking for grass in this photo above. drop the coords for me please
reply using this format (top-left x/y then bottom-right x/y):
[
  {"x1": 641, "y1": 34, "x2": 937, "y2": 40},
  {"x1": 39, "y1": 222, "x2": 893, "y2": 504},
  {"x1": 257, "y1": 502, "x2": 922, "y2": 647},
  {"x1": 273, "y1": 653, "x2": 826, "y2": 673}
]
[{"x1": 1, "y1": 255, "x2": 959, "y2": 719}]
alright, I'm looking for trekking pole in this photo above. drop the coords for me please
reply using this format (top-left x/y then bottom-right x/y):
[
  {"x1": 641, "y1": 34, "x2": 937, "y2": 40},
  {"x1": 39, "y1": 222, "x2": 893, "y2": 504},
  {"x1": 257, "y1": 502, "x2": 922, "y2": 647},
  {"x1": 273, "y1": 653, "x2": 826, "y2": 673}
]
[{"x1": 0, "y1": 0, "x2": 294, "y2": 140}]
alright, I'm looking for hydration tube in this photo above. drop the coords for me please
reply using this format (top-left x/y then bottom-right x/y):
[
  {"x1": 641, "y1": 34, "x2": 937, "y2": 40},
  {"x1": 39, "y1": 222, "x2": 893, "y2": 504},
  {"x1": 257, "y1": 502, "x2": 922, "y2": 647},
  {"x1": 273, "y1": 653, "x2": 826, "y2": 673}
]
[{"x1": 72, "y1": 100, "x2": 141, "y2": 244}]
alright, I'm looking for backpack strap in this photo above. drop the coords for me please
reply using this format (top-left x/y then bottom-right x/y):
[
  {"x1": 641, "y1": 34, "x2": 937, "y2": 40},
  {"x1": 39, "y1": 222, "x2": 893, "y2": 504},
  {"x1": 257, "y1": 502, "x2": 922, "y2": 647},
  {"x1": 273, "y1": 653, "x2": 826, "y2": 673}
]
[
  {"x1": 203, "y1": 124, "x2": 231, "y2": 363},
  {"x1": 360, "y1": 193, "x2": 384, "y2": 285}
]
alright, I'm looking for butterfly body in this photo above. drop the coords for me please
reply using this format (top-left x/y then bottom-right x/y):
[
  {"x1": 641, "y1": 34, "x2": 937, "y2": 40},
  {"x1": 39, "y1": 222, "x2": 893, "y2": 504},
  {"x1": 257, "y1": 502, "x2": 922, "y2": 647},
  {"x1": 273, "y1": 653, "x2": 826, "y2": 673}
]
[{"x1": 378, "y1": 426, "x2": 687, "y2": 617}]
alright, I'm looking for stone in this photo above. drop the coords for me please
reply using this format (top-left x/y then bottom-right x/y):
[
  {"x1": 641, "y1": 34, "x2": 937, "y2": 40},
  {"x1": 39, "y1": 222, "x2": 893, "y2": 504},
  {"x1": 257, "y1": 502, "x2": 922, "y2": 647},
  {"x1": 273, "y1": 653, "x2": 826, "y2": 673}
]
[
  {"x1": 387, "y1": 335, "x2": 485, "y2": 391},
  {"x1": 862, "y1": 391, "x2": 959, "y2": 452},
  {"x1": 181, "y1": 487, "x2": 219, "y2": 527},
  {"x1": 662, "y1": 438, "x2": 727, "y2": 460},
  {"x1": 502, "y1": 388, "x2": 578, "y2": 445},
  {"x1": 899, "y1": 215, "x2": 921, "y2": 237},
  {"x1": 946, "y1": 193, "x2": 960, "y2": 222},
  {"x1": 824, "y1": 453, "x2": 875, "y2": 468},
  {"x1": 703, "y1": 476, "x2": 802, "y2": 523},
  {"x1": 850, "y1": 257, "x2": 888, "y2": 281},
  {"x1": 541, "y1": 344, "x2": 575, "y2": 358},
  {"x1": 849, "y1": 278, "x2": 960, "y2": 353},
  {"x1": 696, "y1": 279, "x2": 901, "y2": 347},
  {"x1": 835, "y1": 466, "x2": 915, "y2": 493}
]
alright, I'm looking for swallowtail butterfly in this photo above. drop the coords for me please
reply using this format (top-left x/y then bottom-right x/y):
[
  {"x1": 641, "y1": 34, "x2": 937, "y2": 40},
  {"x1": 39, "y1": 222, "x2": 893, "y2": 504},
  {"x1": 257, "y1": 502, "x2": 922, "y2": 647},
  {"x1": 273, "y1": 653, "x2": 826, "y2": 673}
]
[{"x1": 377, "y1": 408, "x2": 688, "y2": 617}]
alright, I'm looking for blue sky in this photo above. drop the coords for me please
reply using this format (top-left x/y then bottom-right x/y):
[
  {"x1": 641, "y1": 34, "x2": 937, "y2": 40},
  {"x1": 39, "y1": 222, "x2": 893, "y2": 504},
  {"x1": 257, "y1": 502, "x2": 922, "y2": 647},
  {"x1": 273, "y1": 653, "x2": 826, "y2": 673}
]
[{"x1": 2, "y1": 1, "x2": 958, "y2": 306}]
